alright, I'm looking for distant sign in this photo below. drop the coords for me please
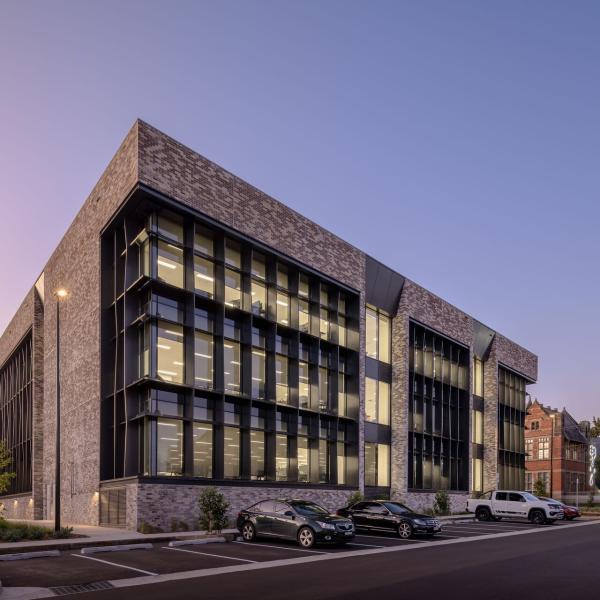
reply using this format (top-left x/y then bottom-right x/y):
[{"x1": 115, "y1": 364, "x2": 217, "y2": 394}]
[{"x1": 590, "y1": 445, "x2": 597, "y2": 488}]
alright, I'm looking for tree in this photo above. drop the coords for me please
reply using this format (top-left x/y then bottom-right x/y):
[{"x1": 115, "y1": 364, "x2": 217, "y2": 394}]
[
  {"x1": 198, "y1": 487, "x2": 229, "y2": 534},
  {"x1": 433, "y1": 490, "x2": 450, "y2": 515},
  {"x1": 590, "y1": 417, "x2": 600, "y2": 438},
  {"x1": 0, "y1": 440, "x2": 16, "y2": 495},
  {"x1": 594, "y1": 456, "x2": 600, "y2": 490},
  {"x1": 347, "y1": 491, "x2": 364, "y2": 507},
  {"x1": 533, "y1": 478, "x2": 547, "y2": 498}
]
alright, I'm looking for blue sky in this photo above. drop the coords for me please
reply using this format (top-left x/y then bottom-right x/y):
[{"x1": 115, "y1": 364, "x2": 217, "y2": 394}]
[{"x1": 1, "y1": 0, "x2": 598, "y2": 419}]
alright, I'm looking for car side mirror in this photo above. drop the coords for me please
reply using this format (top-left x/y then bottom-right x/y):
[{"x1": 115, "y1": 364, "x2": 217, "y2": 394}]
[{"x1": 284, "y1": 511, "x2": 295, "y2": 518}]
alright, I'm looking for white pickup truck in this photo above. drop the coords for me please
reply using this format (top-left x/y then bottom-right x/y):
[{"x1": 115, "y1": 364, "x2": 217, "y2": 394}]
[{"x1": 466, "y1": 491, "x2": 564, "y2": 524}]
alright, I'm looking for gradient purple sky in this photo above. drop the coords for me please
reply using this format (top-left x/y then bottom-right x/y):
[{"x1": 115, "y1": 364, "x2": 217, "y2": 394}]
[{"x1": 1, "y1": 1, "x2": 598, "y2": 420}]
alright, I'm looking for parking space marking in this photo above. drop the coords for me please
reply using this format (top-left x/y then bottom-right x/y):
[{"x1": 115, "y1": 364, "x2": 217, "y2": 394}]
[
  {"x1": 346, "y1": 542, "x2": 384, "y2": 548},
  {"x1": 233, "y1": 541, "x2": 327, "y2": 554},
  {"x1": 72, "y1": 553, "x2": 158, "y2": 576},
  {"x1": 353, "y1": 533, "x2": 427, "y2": 542},
  {"x1": 163, "y1": 546, "x2": 258, "y2": 563},
  {"x1": 442, "y1": 525, "x2": 526, "y2": 533}
]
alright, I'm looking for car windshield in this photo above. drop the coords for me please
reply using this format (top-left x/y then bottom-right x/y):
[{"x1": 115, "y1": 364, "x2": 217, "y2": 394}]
[
  {"x1": 289, "y1": 501, "x2": 330, "y2": 517},
  {"x1": 521, "y1": 492, "x2": 540, "y2": 502},
  {"x1": 383, "y1": 502, "x2": 411, "y2": 514}
]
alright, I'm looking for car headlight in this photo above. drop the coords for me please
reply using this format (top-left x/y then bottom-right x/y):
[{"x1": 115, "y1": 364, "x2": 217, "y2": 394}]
[
  {"x1": 413, "y1": 518, "x2": 426, "y2": 526},
  {"x1": 316, "y1": 521, "x2": 336, "y2": 531}
]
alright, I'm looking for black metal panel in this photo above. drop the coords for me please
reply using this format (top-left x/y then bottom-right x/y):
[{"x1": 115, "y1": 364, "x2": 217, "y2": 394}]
[
  {"x1": 473, "y1": 320, "x2": 495, "y2": 360},
  {"x1": 365, "y1": 256, "x2": 404, "y2": 315},
  {"x1": 472, "y1": 443, "x2": 484, "y2": 460},
  {"x1": 364, "y1": 422, "x2": 391, "y2": 444},
  {"x1": 365, "y1": 357, "x2": 392, "y2": 383},
  {"x1": 473, "y1": 396, "x2": 484, "y2": 412}
]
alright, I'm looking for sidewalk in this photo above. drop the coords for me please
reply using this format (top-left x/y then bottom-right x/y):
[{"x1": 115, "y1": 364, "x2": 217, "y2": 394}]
[{"x1": 0, "y1": 519, "x2": 238, "y2": 554}]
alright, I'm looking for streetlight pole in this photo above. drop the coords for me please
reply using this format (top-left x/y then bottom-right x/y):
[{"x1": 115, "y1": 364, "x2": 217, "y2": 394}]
[
  {"x1": 550, "y1": 414, "x2": 556, "y2": 498},
  {"x1": 54, "y1": 288, "x2": 68, "y2": 533}
]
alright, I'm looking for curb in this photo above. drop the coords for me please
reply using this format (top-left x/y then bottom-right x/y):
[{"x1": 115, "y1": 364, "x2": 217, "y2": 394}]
[
  {"x1": 168, "y1": 537, "x2": 226, "y2": 547},
  {"x1": 0, "y1": 550, "x2": 61, "y2": 561},
  {"x1": 81, "y1": 543, "x2": 153, "y2": 555}
]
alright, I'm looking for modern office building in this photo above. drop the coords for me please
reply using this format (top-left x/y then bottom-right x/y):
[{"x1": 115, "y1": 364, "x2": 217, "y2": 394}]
[
  {"x1": 0, "y1": 121, "x2": 537, "y2": 530},
  {"x1": 525, "y1": 400, "x2": 590, "y2": 502}
]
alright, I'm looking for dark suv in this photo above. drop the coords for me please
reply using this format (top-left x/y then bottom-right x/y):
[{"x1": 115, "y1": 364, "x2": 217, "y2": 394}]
[
  {"x1": 337, "y1": 500, "x2": 442, "y2": 538},
  {"x1": 237, "y1": 499, "x2": 355, "y2": 548}
]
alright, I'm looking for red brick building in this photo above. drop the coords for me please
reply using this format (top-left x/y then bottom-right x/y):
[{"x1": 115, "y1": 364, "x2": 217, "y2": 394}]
[{"x1": 525, "y1": 400, "x2": 590, "y2": 502}]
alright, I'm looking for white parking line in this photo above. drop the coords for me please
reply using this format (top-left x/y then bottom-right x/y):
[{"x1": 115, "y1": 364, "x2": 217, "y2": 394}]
[
  {"x1": 442, "y1": 526, "x2": 523, "y2": 534},
  {"x1": 72, "y1": 553, "x2": 158, "y2": 576},
  {"x1": 354, "y1": 534, "x2": 427, "y2": 542},
  {"x1": 346, "y1": 542, "x2": 384, "y2": 548},
  {"x1": 233, "y1": 541, "x2": 327, "y2": 554},
  {"x1": 164, "y1": 546, "x2": 257, "y2": 563}
]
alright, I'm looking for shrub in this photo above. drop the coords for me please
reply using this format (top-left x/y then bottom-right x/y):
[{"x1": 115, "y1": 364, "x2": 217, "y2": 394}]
[
  {"x1": 170, "y1": 518, "x2": 189, "y2": 532},
  {"x1": 53, "y1": 526, "x2": 74, "y2": 539},
  {"x1": 585, "y1": 491, "x2": 596, "y2": 510},
  {"x1": 0, "y1": 521, "x2": 57, "y2": 542},
  {"x1": 433, "y1": 490, "x2": 450, "y2": 515},
  {"x1": 533, "y1": 478, "x2": 547, "y2": 498},
  {"x1": 347, "y1": 491, "x2": 364, "y2": 507},
  {"x1": 138, "y1": 520, "x2": 163, "y2": 534},
  {"x1": 198, "y1": 487, "x2": 229, "y2": 534}
]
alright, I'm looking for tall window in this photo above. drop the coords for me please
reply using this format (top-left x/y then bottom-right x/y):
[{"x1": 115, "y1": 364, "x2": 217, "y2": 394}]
[
  {"x1": 223, "y1": 426, "x2": 240, "y2": 479},
  {"x1": 224, "y1": 269, "x2": 242, "y2": 308},
  {"x1": 319, "y1": 366, "x2": 329, "y2": 411},
  {"x1": 276, "y1": 292, "x2": 290, "y2": 325},
  {"x1": 525, "y1": 438, "x2": 533, "y2": 460},
  {"x1": 337, "y1": 441, "x2": 346, "y2": 485},
  {"x1": 473, "y1": 358, "x2": 484, "y2": 397},
  {"x1": 364, "y1": 442, "x2": 390, "y2": 487},
  {"x1": 250, "y1": 430, "x2": 265, "y2": 480},
  {"x1": 224, "y1": 340, "x2": 241, "y2": 394},
  {"x1": 472, "y1": 409, "x2": 484, "y2": 444},
  {"x1": 366, "y1": 306, "x2": 391, "y2": 363},
  {"x1": 194, "y1": 331, "x2": 213, "y2": 389},
  {"x1": 299, "y1": 361, "x2": 310, "y2": 408},
  {"x1": 365, "y1": 377, "x2": 390, "y2": 425},
  {"x1": 194, "y1": 226, "x2": 214, "y2": 256},
  {"x1": 472, "y1": 458, "x2": 483, "y2": 492},
  {"x1": 156, "y1": 322, "x2": 184, "y2": 384},
  {"x1": 298, "y1": 300, "x2": 310, "y2": 333},
  {"x1": 539, "y1": 437, "x2": 550, "y2": 460},
  {"x1": 157, "y1": 241, "x2": 184, "y2": 288},
  {"x1": 276, "y1": 434, "x2": 289, "y2": 481},
  {"x1": 156, "y1": 419, "x2": 183, "y2": 476},
  {"x1": 297, "y1": 436, "x2": 310, "y2": 483},
  {"x1": 194, "y1": 256, "x2": 214, "y2": 298},
  {"x1": 193, "y1": 422, "x2": 213, "y2": 478},
  {"x1": 251, "y1": 280, "x2": 266, "y2": 316},
  {"x1": 320, "y1": 308, "x2": 329, "y2": 340}
]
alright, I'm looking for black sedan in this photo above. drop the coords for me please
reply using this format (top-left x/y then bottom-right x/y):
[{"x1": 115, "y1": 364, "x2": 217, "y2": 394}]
[
  {"x1": 337, "y1": 500, "x2": 442, "y2": 539},
  {"x1": 237, "y1": 499, "x2": 355, "y2": 548}
]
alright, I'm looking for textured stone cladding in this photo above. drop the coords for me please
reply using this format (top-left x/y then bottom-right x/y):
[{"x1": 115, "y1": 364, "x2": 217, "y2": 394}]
[
  {"x1": 390, "y1": 279, "x2": 537, "y2": 508},
  {"x1": 137, "y1": 121, "x2": 366, "y2": 292},
  {"x1": 0, "y1": 495, "x2": 34, "y2": 520},
  {"x1": 129, "y1": 483, "x2": 356, "y2": 532}
]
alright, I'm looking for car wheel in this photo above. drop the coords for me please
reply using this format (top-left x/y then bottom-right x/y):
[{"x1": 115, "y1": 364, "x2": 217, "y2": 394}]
[
  {"x1": 298, "y1": 527, "x2": 315, "y2": 548},
  {"x1": 530, "y1": 510, "x2": 545, "y2": 525},
  {"x1": 493, "y1": 516, "x2": 503, "y2": 522},
  {"x1": 241, "y1": 521, "x2": 256, "y2": 542},
  {"x1": 476, "y1": 507, "x2": 491, "y2": 522},
  {"x1": 397, "y1": 521, "x2": 413, "y2": 539}
]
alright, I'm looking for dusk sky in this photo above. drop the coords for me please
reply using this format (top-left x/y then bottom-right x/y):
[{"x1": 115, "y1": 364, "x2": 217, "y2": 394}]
[{"x1": 1, "y1": 1, "x2": 598, "y2": 421}]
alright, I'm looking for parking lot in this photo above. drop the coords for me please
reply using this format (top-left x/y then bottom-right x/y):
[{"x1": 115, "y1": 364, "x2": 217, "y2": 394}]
[{"x1": 0, "y1": 518, "x2": 587, "y2": 595}]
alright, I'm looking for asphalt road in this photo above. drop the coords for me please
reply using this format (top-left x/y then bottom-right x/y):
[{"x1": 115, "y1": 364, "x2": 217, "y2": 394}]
[{"x1": 65, "y1": 520, "x2": 598, "y2": 600}]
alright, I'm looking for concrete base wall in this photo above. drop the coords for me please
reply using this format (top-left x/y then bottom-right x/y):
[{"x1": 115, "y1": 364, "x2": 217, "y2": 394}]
[
  {"x1": 399, "y1": 492, "x2": 470, "y2": 515},
  {"x1": 125, "y1": 483, "x2": 357, "y2": 532}
]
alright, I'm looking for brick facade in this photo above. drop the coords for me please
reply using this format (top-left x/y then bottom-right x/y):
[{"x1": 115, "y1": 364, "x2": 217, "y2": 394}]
[
  {"x1": 0, "y1": 120, "x2": 537, "y2": 528},
  {"x1": 525, "y1": 400, "x2": 590, "y2": 501}
]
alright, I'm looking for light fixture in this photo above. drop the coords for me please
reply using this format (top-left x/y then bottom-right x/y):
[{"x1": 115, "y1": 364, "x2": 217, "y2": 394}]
[{"x1": 55, "y1": 288, "x2": 69, "y2": 299}]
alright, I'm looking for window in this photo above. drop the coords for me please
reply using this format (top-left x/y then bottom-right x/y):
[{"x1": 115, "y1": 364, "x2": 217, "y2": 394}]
[
  {"x1": 539, "y1": 437, "x2": 550, "y2": 460},
  {"x1": 337, "y1": 442, "x2": 346, "y2": 485},
  {"x1": 275, "y1": 355, "x2": 289, "y2": 404},
  {"x1": 156, "y1": 419, "x2": 183, "y2": 476},
  {"x1": 194, "y1": 227, "x2": 213, "y2": 256},
  {"x1": 472, "y1": 409, "x2": 483, "y2": 445},
  {"x1": 250, "y1": 430, "x2": 265, "y2": 480},
  {"x1": 472, "y1": 458, "x2": 483, "y2": 492},
  {"x1": 525, "y1": 471, "x2": 534, "y2": 491},
  {"x1": 319, "y1": 366, "x2": 329, "y2": 411},
  {"x1": 530, "y1": 421, "x2": 539, "y2": 431},
  {"x1": 193, "y1": 397, "x2": 213, "y2": 421},
  {"x1": 157, "y1": 240, "x2": 184, "y2": 287},
  {"x1": 194, "y1": 332, "x2": 213, "y2": 389},
  {"x1": 299, "y1": 274, "x2": 310, "y2": 299},
  {"x1": 223, "y1": 426, "x2": 240, "y2": 478},
  {"x1": 156, "y1": 322, "x2": 184, "y2": 384},
  {"x1": 251, "y1": 280, "x2": 266, "y2": 316},
  {"x1": 525, "y1": 438, "x2": 533, "y2": 460},
  {"x1": 157, "y1": 215, "x2": 184, "y2": 243},
  {"x1": 366, "y1": 306, "x2": 390, "y2": 363},
  {"x1": 319, "y1": 438, "x2": 330, "y2": 483},
  {"x1": 299, "y1": 361, "x2": 310, "y2": 408},
  {"x1": 224, "y1": 341, "x2": 241, "y2": 394},
  {"x1": 298, "y1": 300, "x2": 310, "y2": 333},
  {"x1": 276, "y1": 292, "x2": 290, "y2": 325},
  {"x1": 338, "y1": 371, "x2": 346, "y2": 416},
  {"x1": 153, "y1": 294, "x2": 184, "y2": 323},
  {"x1": 193, "y1": 423, "x2": 212, "y2": 478},
  {"x1": 473, "y1": 358, "x2": 484, "y2": 397},
  {"x1": 194, "y1": 256, "x2": 215, "y2": 298},
  {"x1": 320, "y1": 286, "x2": 328, "y2": 307},
  {"x1": 277, "y1": 265, "x2": 288, "y2": 289},
  {"x1": 252, "y1": 253, "x2": 266, "y2": 280},
  {"x1": 365, "y1": 377, "x2": 390, "y2": 425},
  {"x1": 297, "y1": 436, "x2": 310, "y2": 483},
  {"x1": 320, "y1": 308, "x2": 329, "y2": 340},
  {"x1": 276, "y1": 434, "x2": 289, "y2": 481},
  {"x1": 251, "y1": 349, "x2": 266, "y2": 399},
  {"x1": 224, "y1": 269, "x2": 242, "y2": 308},
  {"x1": 149, "y1": 389, "x2": 184, "y2": 417},
  {"x1": 338, "y1": 315, "x2": 347, "y2": 347},
  {"x1": 364, "y1": 442, "x2": 390, "y2": 487},
  {"x1": 225, "y1": 240, "x2": 241, "y2": 269}
]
